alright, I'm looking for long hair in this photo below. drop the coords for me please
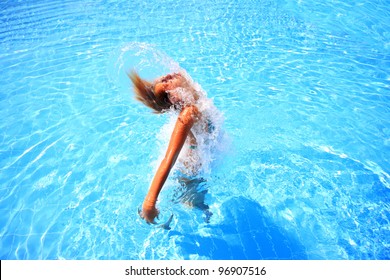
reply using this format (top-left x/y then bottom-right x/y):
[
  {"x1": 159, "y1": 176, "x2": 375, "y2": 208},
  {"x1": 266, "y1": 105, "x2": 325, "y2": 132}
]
[{"x1": 128, "y1": 71, "x2": 172, "y2": 114}]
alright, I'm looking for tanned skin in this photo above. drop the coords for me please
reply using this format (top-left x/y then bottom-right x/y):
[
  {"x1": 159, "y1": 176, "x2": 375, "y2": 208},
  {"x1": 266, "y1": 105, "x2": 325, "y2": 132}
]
[{"x1": 141, "y1": 105, "x2": 200, "y2": 223}]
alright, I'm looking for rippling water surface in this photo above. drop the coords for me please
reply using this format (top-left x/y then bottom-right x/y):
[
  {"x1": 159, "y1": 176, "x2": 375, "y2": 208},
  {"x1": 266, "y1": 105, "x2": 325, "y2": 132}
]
[{"x1": 1, "y1": 0, "x2": 389, "y2": 259}]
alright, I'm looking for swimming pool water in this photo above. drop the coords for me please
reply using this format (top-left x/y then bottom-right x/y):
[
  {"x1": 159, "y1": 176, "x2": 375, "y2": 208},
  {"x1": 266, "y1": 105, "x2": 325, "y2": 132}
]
[{"x1": 1, "y1": 0, "x2": 389, "y2": 260}]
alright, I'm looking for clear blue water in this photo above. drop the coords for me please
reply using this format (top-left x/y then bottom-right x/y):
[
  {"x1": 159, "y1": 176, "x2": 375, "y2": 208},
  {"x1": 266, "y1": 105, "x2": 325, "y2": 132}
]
[{"x1": 1, "y1": 0, "x2": 389, "y2": 260}]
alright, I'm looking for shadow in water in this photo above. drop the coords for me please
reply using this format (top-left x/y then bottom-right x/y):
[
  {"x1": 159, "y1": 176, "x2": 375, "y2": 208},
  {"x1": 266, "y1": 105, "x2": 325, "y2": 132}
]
[{"x1": 170, "y1": 197, "x2": 308, "y2": 259}]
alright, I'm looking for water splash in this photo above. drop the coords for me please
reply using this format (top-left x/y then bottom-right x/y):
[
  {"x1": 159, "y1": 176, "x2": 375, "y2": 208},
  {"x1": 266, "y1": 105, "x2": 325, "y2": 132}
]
[{"x1": 107, "y1": 42, "x2": 181, "y2": 92}]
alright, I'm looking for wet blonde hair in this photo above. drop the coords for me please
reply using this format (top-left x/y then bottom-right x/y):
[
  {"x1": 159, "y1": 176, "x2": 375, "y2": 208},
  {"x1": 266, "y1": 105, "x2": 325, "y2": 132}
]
[{"x1": 128, "y1": 71, "x2": 173, "y2": 114}]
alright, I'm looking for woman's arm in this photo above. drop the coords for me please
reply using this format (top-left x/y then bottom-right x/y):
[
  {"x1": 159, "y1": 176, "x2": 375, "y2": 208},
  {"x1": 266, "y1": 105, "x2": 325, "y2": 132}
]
[{"x1": 141, "y1": 105, "x2": 200, "y2": 223}]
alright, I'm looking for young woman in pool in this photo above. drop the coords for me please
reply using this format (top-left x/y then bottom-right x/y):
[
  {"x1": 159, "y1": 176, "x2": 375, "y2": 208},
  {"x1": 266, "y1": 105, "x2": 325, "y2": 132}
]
[{"x1": 129, "y1": 70, "x2": 220, "y2": 224}]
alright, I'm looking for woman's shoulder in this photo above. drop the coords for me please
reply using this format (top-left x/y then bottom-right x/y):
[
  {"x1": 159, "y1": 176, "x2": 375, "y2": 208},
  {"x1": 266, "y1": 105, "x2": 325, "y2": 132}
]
[
  {"x1": 178, "y1": 105, "x2": 201, "y2": 125},
  {"x1": 183, "y1": 104, "x2": 201, "y2": 118}
]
